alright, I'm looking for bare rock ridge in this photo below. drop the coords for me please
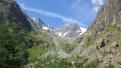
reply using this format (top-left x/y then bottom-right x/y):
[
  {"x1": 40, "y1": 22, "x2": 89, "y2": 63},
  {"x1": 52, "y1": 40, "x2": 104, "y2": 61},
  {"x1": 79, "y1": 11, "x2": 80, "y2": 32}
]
[
  {"x1": 0, "y1": 0, "x2": 32, "y2": 31},
  {"x1": 95, "y1": 0, "x2": 121, "y2": 27}
]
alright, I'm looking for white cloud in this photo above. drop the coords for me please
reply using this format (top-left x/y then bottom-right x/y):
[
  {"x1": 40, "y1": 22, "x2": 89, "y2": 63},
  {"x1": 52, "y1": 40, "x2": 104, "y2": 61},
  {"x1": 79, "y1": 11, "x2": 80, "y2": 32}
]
[
  {"x1": 92, "y1": 0, "x2": 104, "y2": 6},
  {"x1": 93, "y1": 6, "x2": 100, "y2": 12},
  {"x1": 91, "y1": 0, "x2": 105, "y2": 12},
  {"x1": 19, "y1": 4, "x2": 84, "y2": 26}
]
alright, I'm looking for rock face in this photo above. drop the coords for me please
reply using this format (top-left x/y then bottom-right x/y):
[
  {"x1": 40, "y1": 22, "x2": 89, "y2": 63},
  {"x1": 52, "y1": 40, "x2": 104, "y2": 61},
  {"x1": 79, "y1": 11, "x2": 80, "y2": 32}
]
[
  {"x1": 54, "y1": 23, "x2": 87, "y2": 39},
  {"x1": 30, "y1": 18, "x2": 45, "y2": 29},
  {"x1": 30, "y1": 18, "x2": 54, "y2": 32},
  {"x1": 76, "y1": 0, "x2": 121, "y2": 67},
  {"x1": 95, "y1": 0, "x2": 121, "y2": 27},
  {"x1": 0, "y1": 0, "x2": 32, "y2": 31}
]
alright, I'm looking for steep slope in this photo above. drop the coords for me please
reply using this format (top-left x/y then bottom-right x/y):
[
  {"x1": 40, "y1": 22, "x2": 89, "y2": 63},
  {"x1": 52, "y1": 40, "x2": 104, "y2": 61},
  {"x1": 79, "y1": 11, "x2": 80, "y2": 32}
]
[
  {"x1": 74, "y1": 0, "x2": 121, "y2": 68},
  {"x1": 0, "y1": 0, "x2": 32, "y2": 31},
  {"x1": 92, "y1": 0, "x2": 121, "y2": 28}
]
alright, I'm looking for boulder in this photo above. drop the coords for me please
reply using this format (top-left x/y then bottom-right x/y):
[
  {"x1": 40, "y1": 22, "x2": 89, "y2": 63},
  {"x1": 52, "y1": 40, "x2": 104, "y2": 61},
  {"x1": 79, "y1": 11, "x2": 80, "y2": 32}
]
[{"x1": 96, "y1": 38, "x2": 109, "y2": 49}]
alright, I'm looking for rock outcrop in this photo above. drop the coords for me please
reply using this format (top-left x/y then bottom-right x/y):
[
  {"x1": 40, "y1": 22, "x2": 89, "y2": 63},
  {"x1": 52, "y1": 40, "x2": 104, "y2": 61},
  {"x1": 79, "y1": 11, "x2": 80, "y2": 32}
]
[
  {"x1": 95, "y1": 0, "x2": 121, "y2": 27},
  {"x1": 30, "y1": 18, "x2": 54, "y2": 32},
  {"x1": 76, "y1": 0, "x2": 121, "y2": 67}
]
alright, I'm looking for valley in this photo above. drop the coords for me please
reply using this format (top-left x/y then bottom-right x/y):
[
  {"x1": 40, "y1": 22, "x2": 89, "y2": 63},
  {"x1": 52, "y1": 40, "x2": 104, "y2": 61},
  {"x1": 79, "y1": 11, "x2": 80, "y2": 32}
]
[{"x1": 0, "y1": 0, "x2": 121, "y2": 68}]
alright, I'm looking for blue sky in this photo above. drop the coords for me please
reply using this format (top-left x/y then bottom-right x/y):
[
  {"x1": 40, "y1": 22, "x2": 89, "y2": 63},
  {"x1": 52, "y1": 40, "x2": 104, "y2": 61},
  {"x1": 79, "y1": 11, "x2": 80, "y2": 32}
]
[{"x1": 16, "y1": 0, "x2": 106, "y2": 28}]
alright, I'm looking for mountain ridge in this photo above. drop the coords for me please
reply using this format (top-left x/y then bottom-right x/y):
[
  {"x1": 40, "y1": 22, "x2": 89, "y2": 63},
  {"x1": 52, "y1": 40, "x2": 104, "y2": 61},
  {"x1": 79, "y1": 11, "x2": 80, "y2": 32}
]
[
  {"x1": 54, "y1": 23, "x2": 87, "y2": 39},
  {"x1": 75, "y1": 0, "x2": 121, "y2": 67}
]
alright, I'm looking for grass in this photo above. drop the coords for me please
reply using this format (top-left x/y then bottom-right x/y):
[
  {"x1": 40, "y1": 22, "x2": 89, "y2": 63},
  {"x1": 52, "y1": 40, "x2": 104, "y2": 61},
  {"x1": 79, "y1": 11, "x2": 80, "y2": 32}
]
[
  {"x1": 28, "y1": 46, "x2": 49, "y2": 60},
  {"x1": 100, "y1": 49, "x2": 109, "y2": 56},
  {"x1": 86, "y1": 35, "x2": 94, "y2": 46},
  {"x1": 84, "y1": 59, "x2": 100, "y2": 68},
  {"x1": 107, "y1": 64, "x2": 115, "y2": 68},
  {"x1": 27, "y1": 29, "x2": 55, "y2": 60}
]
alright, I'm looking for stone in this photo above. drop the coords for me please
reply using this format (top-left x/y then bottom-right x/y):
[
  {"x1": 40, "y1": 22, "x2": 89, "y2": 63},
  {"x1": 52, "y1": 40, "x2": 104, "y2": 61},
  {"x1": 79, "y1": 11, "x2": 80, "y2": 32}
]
[
  {"x1": 96, "y1": 38, "x2": 109, "y2": 49},
  {"x1": 96, "y1": 25, "x2": 104, "y2": 31},
  {"x1": 111, "y1": 42, "x2": 119, "y2": 48}
]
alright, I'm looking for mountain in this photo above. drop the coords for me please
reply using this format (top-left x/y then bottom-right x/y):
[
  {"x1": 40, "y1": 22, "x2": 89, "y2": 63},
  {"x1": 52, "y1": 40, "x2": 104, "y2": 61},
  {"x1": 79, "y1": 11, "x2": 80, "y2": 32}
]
[
  {"x1": 0, "y1": 0, "x2": 32, "y2": 31},
  {"x1": 30, "y1": 18, "x2": 54, "y2": 32},
  {"x1": 54, "y1": 23, "x2": 87, "y2": 39},
  {"x1": 2, "y1": 0, "x2": 121, "y2": 68},
  {"x1": 74, "y1": 0, "x2": 121, "y2": 68}
]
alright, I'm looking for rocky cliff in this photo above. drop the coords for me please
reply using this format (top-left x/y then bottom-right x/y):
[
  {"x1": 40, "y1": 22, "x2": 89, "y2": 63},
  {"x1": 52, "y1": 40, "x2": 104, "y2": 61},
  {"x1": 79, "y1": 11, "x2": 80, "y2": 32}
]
[
  {"x1": 0, "y1": 0, "x2": 32, "y2": 31},
  {"x1": 75, "y1": 0, "x2": 121, "y2": 68},
  {"x1": 93, "y1": 0, "x2": 121, "y2": 27}
]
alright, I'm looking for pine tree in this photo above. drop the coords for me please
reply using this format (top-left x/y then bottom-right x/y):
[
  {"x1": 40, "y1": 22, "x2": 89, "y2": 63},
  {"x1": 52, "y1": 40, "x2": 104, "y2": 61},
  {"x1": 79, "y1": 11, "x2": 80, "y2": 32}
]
[{"x1": 0, "y1": 22, "x2": 29, "y2": 68}]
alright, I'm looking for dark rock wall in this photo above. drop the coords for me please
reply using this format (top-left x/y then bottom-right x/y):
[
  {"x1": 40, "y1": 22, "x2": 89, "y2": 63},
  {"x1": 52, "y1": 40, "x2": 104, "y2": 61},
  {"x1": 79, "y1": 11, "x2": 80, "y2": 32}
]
[{"x1": 0, "y1": 0, "x2": 32, "y2": 31}]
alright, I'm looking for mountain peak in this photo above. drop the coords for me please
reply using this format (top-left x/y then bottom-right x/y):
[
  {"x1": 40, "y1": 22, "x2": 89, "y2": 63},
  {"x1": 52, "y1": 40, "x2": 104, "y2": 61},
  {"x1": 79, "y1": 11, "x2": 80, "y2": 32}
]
[
  {"x1": 54, "y1": 23, "x2": 87, "y2": 39},
  {"x1": 30, "y1": 18, "x2": 54, "y2": 32}
]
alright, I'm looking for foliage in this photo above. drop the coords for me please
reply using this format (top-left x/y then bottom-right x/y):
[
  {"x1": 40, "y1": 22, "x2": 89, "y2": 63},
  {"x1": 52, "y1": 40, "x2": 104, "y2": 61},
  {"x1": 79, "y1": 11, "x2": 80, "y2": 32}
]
[
  {"x1": 107, "y1": 64, "x2": 115, "y2": 68},
  {"x1": 101, "y1": 49, "x2": 109, "y2": 57},
  {"x1": 73, "y1": 56, "x2": 88, "y2": 68},
  {"x1": 0, "y1": 22, "x2": 29, "y2": 68},
  {"x1": 84, "y1": 59, "x2": 100, "y2": 68},
  {"x1": 26, "y1": 54, "x2": 74, "y2": 68},
  {"x1": 86, "y1": 35, "x2": 94, "y2": 46},
  {"x1": 30, "y1": 29, "x2": 54, "y2": 46},
  {"x1": 61, "y1": 43, "x2": 73, "y2": 53},
  {"x1": 28, "y1": 46, "x2": 49, "y2": 60},
  {"x1": 27, "y1": 29, "x2": 55, "y2": 60}
]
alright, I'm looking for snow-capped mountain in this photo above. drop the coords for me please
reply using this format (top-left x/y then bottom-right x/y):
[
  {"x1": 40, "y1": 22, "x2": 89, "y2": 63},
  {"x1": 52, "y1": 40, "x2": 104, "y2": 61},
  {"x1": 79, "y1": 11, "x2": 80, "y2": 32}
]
[
  {"x1": 54, "y1": 23, "x2": 87, "y2": 38},
  {"x1": 30, "y1": 18, "x2": 87, "y2": 38},
  {"x1": 31, "y1": 18, "x2": 53, "y2": 32}
]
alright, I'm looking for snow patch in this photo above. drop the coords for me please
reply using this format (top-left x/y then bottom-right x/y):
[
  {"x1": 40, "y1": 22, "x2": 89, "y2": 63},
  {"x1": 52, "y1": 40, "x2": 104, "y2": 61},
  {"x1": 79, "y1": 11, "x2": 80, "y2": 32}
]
[
  {"x1": 42, "y1": 26, "x2": 49, "y2": 30},
  {"x1": 80, "y1": 27, "x2": 87, "y2": 35},
  {"x1": 55, "y1": 32, "x2": 63, "y2": 36},
  {"x1": 63, "y1": 32, "x2": 68, "y2": 37}
]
